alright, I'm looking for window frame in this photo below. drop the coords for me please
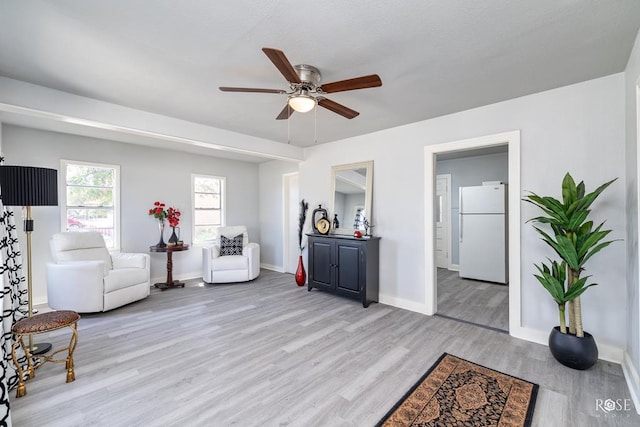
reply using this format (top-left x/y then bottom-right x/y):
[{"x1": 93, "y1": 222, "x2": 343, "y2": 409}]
[
  {"x1": 60, "y1": 159, "x2": 121, "y2": 251},
  {"x1": 191, "y1": 173, "x2": 226, "y2": 245}
]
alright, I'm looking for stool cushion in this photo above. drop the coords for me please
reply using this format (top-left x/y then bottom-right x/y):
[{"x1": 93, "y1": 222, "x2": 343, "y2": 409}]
[{"x1": 13, "y1": 310, "x2": 80, "y2": 334}]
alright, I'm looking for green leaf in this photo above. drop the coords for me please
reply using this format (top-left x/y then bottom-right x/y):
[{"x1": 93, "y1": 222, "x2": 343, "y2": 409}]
[
  {"x1": 567, "y1": 209, "x2": 589, "y2": 231},
  {"x1": 562, "y1": 173, "x2": 577, "y2": 207},
  {"x1": 576, "y1": 181, "x2": 585, "y2": 200},
  {"x1": 565, "y1": 276, "x2": 597, "y2": 300},
  {"x1": 571, "y1": 178, "x2": 617, "y2": 213},
  {"x1": 554, "y1": 235, "x2": 580, "y2": 270},
  {"x1": 581, "y1": 240, "x2": 617, "y2": 265},
  {"x1": 577, "y1": 229, "x2": 611, "y2": 260}
]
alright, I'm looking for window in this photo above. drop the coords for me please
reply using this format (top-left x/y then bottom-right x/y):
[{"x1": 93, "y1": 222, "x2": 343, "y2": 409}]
[
  {"x1": 61, "y1": 160, "x2": 120, "y2": 249},
  {"x1": 192, "y1": 174, "x2": 225, "y2": 244}
]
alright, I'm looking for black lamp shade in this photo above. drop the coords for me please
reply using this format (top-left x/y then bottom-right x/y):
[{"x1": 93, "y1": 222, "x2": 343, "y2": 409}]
[{"x1": 0, "y1": 166, "x2": 58, "y2": 206}]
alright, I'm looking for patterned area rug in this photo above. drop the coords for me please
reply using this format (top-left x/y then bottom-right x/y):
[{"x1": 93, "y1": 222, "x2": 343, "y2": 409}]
[{"x1": 377, "y1": 353, "x2": 538, "y2": 427}]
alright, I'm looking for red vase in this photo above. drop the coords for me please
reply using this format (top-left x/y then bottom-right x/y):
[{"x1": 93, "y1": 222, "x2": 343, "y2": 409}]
[{"x1": 295, "y1": 255, "x2": 306, "y2": 286}]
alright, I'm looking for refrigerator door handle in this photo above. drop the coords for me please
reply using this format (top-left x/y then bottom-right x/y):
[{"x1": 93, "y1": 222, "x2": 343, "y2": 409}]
[{"x1": 459, "y1": 190, "x2": 463, "y2": 243}]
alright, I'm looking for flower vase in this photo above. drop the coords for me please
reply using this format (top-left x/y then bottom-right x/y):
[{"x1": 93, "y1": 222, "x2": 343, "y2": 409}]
[
  {"x1": 156, "y1": 220, "x2": 167, "y2": 248},
  {"x1": 295, "y1": 255, "x2": 306, "y2": 286},
  {"x1": 168, "y1": 227, "x2": 180, "y2": 245}
]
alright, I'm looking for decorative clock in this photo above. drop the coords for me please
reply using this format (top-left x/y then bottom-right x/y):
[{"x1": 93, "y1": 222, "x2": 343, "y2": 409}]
[{"x1": 316, "y1": 217, "x2": 331, "y2": 235}]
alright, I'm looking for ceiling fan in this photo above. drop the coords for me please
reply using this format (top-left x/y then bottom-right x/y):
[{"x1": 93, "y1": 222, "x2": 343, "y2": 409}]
[{"x1": 220, "y1": 47, "x2": 382, "y2": 120}]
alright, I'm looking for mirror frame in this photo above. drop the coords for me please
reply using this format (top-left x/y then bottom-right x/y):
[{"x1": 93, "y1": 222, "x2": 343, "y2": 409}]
[{"x1": 329, "y1": 160, "x2": 374, "y2": 235}]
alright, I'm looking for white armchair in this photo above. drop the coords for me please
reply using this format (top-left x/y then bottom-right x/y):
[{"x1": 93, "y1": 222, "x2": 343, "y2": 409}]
[
  {"x1": 46, "y1": 232, "x2": 150, "y2": 313},
  {"x1": 202, "y1": 226, "x2": 260, "y2": 283}
]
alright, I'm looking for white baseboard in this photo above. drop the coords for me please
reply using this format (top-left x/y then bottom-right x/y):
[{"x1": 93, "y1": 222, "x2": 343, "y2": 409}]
[
  {"x1": 378, "y1": 293, "x2": 429, "y2": 315},
  {"x1": 448, "y1": 264, "x2": 460, "y2": 271},
  {"x1": 509, "y1": 325, "x2": 624, "y2": 363},
  {"x1": 622, "y1": 352, "x2": 640, "y2": 414},
  {"x1": 261, "y1": 263, "x2": 285, "y2": 273}
]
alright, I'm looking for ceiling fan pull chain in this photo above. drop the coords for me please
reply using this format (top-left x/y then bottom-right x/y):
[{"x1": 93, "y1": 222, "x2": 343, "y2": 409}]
[
  {"x1": 314, "y1": 102, "x2": 317, "y2": 144},
  {"x1": 287, "y1": 105, "x2": 291, "y2": 144}
]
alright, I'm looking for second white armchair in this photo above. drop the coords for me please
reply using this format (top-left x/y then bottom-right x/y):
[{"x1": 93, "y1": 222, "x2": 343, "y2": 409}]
[{"x1": 202, "y1": 225, "x2": 260, "y2": 284}]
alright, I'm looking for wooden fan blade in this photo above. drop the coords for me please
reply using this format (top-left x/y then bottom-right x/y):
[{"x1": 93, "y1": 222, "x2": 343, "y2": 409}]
[
  {"x1": 219, "y1": 87, "x2": 286, "y2": 94},
  {"x1": 276, "y1": 104, "x2": 294, "y2": 120},
  {"x1": 262, "y1": 47, "x2": 301, "y2": 84},
  {"x1": 319, "y1": 74, "x2": 382, "y2": 93},
  {"x1": 317, "y1": 97, "x2": 359, "y2": 119}
]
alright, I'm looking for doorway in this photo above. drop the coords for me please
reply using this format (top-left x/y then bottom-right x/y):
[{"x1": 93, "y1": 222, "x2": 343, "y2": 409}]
[
  {"x1": 424, "y1": 130, "x2": 522, "y2": 336},
  {"x1": 435, "y1": 154, "x2": 508, "y2": 332},
  {"x1": 283, "y1": 172, "x2": 299, "y2": 274}
]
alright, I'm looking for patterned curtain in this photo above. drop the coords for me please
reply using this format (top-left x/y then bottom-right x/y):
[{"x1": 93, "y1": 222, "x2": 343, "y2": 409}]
[{"x1": 0, "y1": 156, "x2": 29, "y2": 426}]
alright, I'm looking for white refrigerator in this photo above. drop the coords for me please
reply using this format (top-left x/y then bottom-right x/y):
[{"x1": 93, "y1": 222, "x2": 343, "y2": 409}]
[{"x1": 459, "y1": 184, "x2": 508, "y2": 284}]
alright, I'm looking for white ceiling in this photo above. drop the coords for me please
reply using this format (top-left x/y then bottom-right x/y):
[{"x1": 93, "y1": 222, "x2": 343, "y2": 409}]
[{"x1": 0, "y1": 1, "x2": 639, "y2": 152}]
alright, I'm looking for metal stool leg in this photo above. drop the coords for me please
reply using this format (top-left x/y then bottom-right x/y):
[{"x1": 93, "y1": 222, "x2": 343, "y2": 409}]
[
  {"x1": 65, "y1": 321, "x2": 78, "y2": 383},
  {"x1": 11, "y1": 335, "x2": 31, "y2": 398}
]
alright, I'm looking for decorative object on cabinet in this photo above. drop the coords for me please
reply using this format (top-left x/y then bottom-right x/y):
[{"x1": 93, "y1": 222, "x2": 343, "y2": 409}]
[
  {"x1": 311, "y1": 204, "x2": 330, "y2": 235},
  {"x1": 333, "y1": 214, "x2": 340, "y2": 230},
  {"x1": 316, "y1": 216, "x2": 331, "y2": 235},
  {"x1": 307, "y1": 234, "x2": 380, "y2": 307},
  {"x1": 329, "y1": 160, "x2": 373, "y2": 236},
  {"x1": 296, "y1": 199, "x2": 309, "y2": 286}
]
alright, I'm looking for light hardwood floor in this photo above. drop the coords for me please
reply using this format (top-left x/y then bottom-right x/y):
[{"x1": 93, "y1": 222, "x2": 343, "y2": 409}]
[
  {"x1": 10, "y1": 270, "x2": 639, "y2": 426},
  {"x1": 437, "y1": 268, "x2": 509, "y2": 332}
]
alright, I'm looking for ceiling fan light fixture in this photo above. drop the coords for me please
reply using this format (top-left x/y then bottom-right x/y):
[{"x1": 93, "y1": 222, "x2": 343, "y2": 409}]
[{"x1": 288, "y1": 94, "x2": 316, "y2": 113}]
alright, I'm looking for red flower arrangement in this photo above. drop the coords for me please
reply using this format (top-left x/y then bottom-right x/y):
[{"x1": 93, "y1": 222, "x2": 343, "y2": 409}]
[
  {"x1": 167, "y1": 207, "x2": 181, "y2": 227},
  {"x1": 148, "y1": 201, "x2": 167, "y2": 220}
]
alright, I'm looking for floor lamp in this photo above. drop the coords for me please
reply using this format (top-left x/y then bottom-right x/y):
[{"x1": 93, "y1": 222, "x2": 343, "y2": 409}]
[{"x1": 0, "y1": 165, "x2": 58, "y2": 355}]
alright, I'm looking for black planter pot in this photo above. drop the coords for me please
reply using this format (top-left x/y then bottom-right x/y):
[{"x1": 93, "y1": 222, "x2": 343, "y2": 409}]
[{"x1": 548, "y1": 326, "x2": 598, "y2": 370}]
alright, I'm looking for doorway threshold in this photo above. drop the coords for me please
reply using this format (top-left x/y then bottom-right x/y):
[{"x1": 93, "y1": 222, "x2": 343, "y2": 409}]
[{"x1": 435, "y1": 313, "x2": 508, "y2": 334}]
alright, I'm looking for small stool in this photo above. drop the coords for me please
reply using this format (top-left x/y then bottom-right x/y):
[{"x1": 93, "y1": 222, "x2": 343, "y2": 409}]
[{"x1": 11, "y1": 310, "x2": 80, "y2": 398}]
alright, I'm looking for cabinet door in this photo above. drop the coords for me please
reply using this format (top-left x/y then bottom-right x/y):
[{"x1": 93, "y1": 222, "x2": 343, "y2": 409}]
[
  {"x1": 310, "y1": 240, "x2": 333, "y2": 290},
  {"x1": 336, "y1": 242, "x2": 361, "y2": 295}
]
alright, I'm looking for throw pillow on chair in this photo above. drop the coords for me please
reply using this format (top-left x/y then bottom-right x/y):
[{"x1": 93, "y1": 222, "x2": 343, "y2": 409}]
[{"x1": 219, "y1": 234, "x2": 244, "y2": 256}]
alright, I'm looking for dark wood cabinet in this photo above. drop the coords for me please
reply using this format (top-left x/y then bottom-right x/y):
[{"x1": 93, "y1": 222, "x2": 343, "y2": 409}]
[{"x1": 307, "y1": 234, "x2": 380, "y2": 307}]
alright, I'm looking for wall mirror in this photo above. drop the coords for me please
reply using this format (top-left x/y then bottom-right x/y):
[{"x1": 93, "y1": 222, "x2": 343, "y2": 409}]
[{"x1": 329, "y1": 160, "x2": 373, "y2": 235}]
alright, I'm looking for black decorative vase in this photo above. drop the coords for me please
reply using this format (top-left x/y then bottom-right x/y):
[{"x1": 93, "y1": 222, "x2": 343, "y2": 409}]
[
  {"x1": 168, "y1": 227, "x2": 180, "y2": 245},
  {"x1": 548, "y1": 326, "x2": 598, "y2": 370}
]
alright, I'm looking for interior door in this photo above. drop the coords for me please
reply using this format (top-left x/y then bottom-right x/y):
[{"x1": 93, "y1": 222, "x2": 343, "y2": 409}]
[{"x1": 436, "y1": 174, "x2": 451, "y2": 268}]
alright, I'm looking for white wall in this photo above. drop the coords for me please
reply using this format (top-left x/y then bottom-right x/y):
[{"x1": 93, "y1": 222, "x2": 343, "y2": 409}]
[
  {"x1": 301, "y1": 73, "x2": 627, "y2": 351},
  {"x1": 2, "y1": 125, "x2": 260, "y2": 304},
  {"x1": 624, "y1": 27, "x2": 640, "y2": 407},
  {"x1": 258, "y1": 159, "x2": 299, "y2": 270}
]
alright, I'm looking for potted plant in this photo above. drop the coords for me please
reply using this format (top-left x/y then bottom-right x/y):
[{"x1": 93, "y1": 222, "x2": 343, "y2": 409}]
[{"x1": 524, "y1": 173, "x2": 617, "y2": 370}]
